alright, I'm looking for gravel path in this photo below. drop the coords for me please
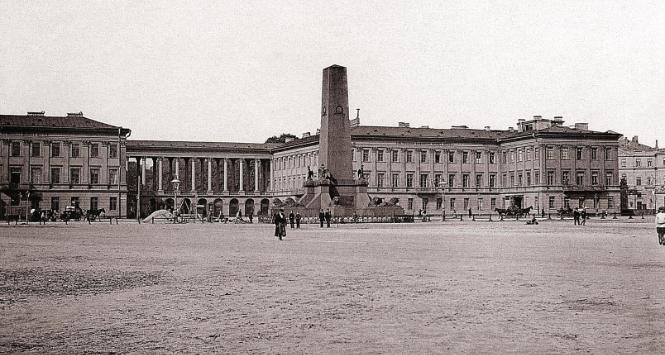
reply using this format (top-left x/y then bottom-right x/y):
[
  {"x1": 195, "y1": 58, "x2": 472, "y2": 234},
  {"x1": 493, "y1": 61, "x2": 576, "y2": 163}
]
[{"x1": 1, "y1": 220, "x2": 664, "y2": 354}]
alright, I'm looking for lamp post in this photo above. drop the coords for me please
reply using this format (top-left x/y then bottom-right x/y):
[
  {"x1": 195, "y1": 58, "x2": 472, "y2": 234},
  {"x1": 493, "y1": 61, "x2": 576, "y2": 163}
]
[{"x1": 171, "y1": 178, "x2": 180, "y2": 216}]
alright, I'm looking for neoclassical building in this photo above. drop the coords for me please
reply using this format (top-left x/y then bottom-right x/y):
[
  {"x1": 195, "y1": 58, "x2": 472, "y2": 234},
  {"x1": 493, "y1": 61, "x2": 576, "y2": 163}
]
[
  {"x1": 618, "y1": 136, "x2": 665, "y2": 212},
  {"x1": 0, "y1": 112, "x2": 130, "y2": 218},
  {"x1": 1, "y1": 112, "x2": 623, "y2": 219}
]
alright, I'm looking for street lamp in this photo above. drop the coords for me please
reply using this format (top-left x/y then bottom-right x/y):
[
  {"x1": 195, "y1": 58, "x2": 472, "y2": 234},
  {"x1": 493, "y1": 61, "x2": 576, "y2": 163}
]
[{"x1": 171, "y1": 178, "x2": 180, "y2": 216}]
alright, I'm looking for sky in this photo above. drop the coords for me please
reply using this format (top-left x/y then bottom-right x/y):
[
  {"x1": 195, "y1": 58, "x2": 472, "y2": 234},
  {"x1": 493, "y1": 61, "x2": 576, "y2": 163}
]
[{"x1": 1, "y1": 1, "x2": 664, "y2": 145}]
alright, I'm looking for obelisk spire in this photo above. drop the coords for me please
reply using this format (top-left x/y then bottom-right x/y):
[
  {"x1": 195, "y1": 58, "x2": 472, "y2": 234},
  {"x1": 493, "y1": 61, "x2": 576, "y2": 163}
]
[{"x1": 319, "y1": 65, "x2": 353, "y2": 182}]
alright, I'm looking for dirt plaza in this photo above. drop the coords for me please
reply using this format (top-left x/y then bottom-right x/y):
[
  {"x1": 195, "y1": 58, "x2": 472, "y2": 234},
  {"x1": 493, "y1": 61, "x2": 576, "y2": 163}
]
[{"x1": 1, "y1": 219, "x2": 664, "y2": 354}]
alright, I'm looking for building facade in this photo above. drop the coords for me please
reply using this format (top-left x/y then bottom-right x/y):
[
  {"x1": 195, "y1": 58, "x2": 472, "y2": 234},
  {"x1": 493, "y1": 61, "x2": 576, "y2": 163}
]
[
  {"x1": 618, "y1": 136, "x2": 665, "y2": 212},
  {"x1": 0, "y1": 112, "x2": 130, "y2": 218},
  {"x1": 1, "y1": 113, "x2": 623, "y2": 218}
]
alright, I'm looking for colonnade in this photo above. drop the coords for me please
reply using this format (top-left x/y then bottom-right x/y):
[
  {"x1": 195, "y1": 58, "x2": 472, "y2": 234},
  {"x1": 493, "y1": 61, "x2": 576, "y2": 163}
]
[{"x1": 131, "y1": 156, "x2": 271, "y2": 195}]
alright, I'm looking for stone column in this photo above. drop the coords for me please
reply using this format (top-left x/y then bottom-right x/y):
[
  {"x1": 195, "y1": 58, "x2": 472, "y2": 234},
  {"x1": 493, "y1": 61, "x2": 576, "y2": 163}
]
[
  {"x1": 140, "y1": 156, "x2": 146, "y2": 185},
  {"x1": 191, "y1": 158, "x2": 196, "y2": 192},
  {"x1": 254, "y1": 159, "x2": 259, "y2": 192},
  {"x1": 223, "y1": 158, "x2": 229, "y2": 193},
  {"x1": 175, "y1": 158, "x2": 180, "y2": 179},
  {"x1": 269, "y1": 159, "x2": 274, "y2": 192},
  {"x1": 158, "y1": 157, "x2": 163, "y2": 192},
  {"x1": 239, "y1": 159, "x2": 244, "y2": 192},
  {"x1": 207, "y1": 158, "x2": 213, "y2": 194}
]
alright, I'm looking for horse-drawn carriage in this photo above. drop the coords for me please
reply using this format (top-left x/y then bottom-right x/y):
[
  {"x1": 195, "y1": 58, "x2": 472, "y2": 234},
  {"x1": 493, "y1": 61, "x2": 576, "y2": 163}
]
[{"x1": 495, "y1": 206, "x2": 533, "y2": 218}]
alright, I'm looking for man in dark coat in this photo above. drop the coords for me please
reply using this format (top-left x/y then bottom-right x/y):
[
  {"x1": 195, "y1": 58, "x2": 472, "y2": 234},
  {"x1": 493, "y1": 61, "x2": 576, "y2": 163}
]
[
  {"x1": 324, "y1": 209, "x2": 332, "y2": 228},
  {"x1": 295, "y1": 212, "x2": 301, "y2": 228},
  {"x1": 573, "y1": 209, "x2": 580, "y2": 225},
  {"x1": 274, "y1": 209, "x2": 286, "y2": 240},
  {"x1": 289, "y1": 211, "x2": 295, "y2": 229},
  {"x1": 319, "y1": 209, "x2": 325, "y2": 228}
]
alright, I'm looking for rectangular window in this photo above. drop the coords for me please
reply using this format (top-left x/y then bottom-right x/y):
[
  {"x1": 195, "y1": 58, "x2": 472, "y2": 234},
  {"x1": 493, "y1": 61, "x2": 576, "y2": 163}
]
[
  {"x1": 406, "y1": 173, "x2": 414, "y2": 188},
  {"x1": 576, "y1": 147, "x2": 583, "y2": 160},
  {"x1": 608, "y1": 196, "x2": 614, "y2": 208},
  {"x1": 517, "y1": 174, "x2": 523, "y2": 186},
  {"x1": 510, "y1": 151, "x2": 515, "y2": 163},
  {"x1": 647, "y1": 159, "x2": 653, "y2": 167},
  {"x1": 71, "y1": 143, "x2": 80, "y2": 158},
  {"x1": 362, "y1": 149, "x2": 369, "y2": 162},
  {"x1": 109, "y1": 144, "x2": 118, "y2": 158},
  {"x1": 534, "y1": 147, "x2": 540, "y2": 160},
  {"x1": 525, "y1": 148, "x2": 531, "y2": 161},
  {"x1": 510, "y1": 174, "x2": 515, "y2": 186},
  {"x1": 90, "y1": 168, "x2": 100, "y2": 184},
  {"x1": 489, "y1": 152, "x2": 495, "y2": 164},
  {"x1": 463, "y1": 198, "x2": 469, "y2": 210},
  {"x1": 51, "y1": 142, "x2": 61, "y2": 157},
  {"x1": 621, "y1": 159, "x2": 626, "y2": 168},
  {"x1": 51, "y1": 197, "x2": 60, "y2": 212},
  {"x1": 434, "y1": 174, "x2": 442, "y2": 187},
  {"x1": 517, "y1": 149, "x2": 523, "y2": 162},
  {"x1": 90, "y1": 143, "x2": 99, "y2": 158},
  {"x1": 448, "y1": 174, "x2": 455, "y2": 188},
  {"x1": 377, "y1": 150, "x2": 384, "y2": 162},
  {"x1": 391, "y1": 150, "x2": 398, "y2": 162},
  {"x1": 377, "y1": 173, "x2": 384, "y2": 188},
  {"x1": 591, "y1": 147, "x2": 598, "y2": 160},
  {"x1": 10, "y1": 167, "x2": 21, "y2": 184},
  {"x1": 420, "y1": 174, "x2": 428, "y2": 188},
  {"x1": 406, "y1": 151, "x2": 413, "y2": 163},
  {"x1": 636, "y1": 177, "x2": 642, "y2": 186},
  {"x1": 562, "y1": 171, "x2": 570, "y2": 185},
  {"x1": 420, "y1": 151, "x2": 427, "y2": 163},
  {"x1": 475, "y1": 174, "x2": 482, "y2": 187},
  {"x1": 547, "y1": 171, "x2": 555, "y2": 185},
  {"x1": 434, "y1": 151, "x2": 441, "y2": 163},
  {"x1": 605, "y1": 172, "x2": 613, "y2": 186},
  {"x1": 502, "y1": 174, "x2": 507, "y2": 187},
  {"x1": 462, "y1": 151, "x2": 469, "y2": 164},
  {"x1": 422, "y1": 198, "x2": 428, "y2": 210},
  {"x1": 576, "y1": 171, "x2": 585, "y2": 185},
  {"x1": 605, "y1": 147, "x2": 612, "y2": 160},
  {"x1": 71, "y1": 196, "x2": 80, "y2": 207},
  {"x1": 450, "y1": 198, "x2": 456, "y2": 210},
  {"x1": 109, "y1": 169, "x2": 118, "y2": 185},
  {"x1": 534, "y1": 171, "x2": 540, "y2": 184},
  {"x1": 70, "y1": 168, "x2": 81, "y2": 184},
  {"x1": 436, "y1": 198, "x2": 442, "y2": 210},
  {"x1": 635, "y1": 159, "x2": 641, "y2": 167},
  {"x1": 478, "y1": 198, "x2": 484, "y2": 210},
  {"x1": 502, "y1": 151, "x2": 507, "y2": 163},
  {"x1": 51, "y1": 167, "x2": 61, "y2": 184},
  {"x1": 475, "y1": 151, "x2": 481, "y2": 164},
  {"x1": 31, "y1": 142, "x2": 41, "y2": 157},
  {"x1": 407, "y1": 198, "x2": 414, "y2": 210},
  {"x1": 392, "y1": 173, "x2": 399, "y2": 187},
  {"x1": 549, "y1": 196, "x2": 555, "y2": 209},
  {"x1": 546, "y1": 147, "x2": 554, "y2": 159},
  {"x1": 526, "y1": 172, "x2": 531, "y2": 186},
  {"x1": 462, "y1": 174, "x2": 470, "y2": 188},
  {"x1": 489, "y1": 174, "x2": 496, "y2": 188},
  {"x1": 110, "y1": 197, "x2": 117, "y2": 211},
  {"x1": 30, "y1": 167, "x2": 41, "y2": 184},
  {"x1": 448, "y1": 151, "x2": 455, "y2": 163},
  {"x1": 11, "y1": 141, "x2": 21, "y2": 156},
  {"x1": 561, "y1": 148, "x2": 569, "y2": 160},
  {"x1": 591, "y1": 171, "x2": 599, "y2": 185},
  {"x1": 90, "y1": 197, "x2": 99, "y2": 210}
]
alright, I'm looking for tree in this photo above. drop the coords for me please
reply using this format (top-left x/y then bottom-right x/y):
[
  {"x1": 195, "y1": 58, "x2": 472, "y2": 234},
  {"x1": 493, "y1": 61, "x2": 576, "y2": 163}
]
[{"x1": 265, "y1": 133, "x2": 297, "y2": 143}]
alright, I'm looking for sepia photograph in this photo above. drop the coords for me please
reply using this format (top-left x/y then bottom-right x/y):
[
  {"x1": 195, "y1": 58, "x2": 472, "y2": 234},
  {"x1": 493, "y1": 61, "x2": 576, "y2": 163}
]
[{"x1": 1, "y1": 1, "x2": 664, "y2": 353}]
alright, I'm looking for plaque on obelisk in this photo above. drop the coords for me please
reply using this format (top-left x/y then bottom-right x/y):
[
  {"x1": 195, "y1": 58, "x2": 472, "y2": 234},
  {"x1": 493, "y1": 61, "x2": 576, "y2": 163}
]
[{"x1": 319, "y1": 65, "x2": 353, "y2": 182}]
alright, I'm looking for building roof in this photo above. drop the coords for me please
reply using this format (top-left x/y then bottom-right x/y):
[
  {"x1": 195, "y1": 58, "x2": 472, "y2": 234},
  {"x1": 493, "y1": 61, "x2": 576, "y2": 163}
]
[
  {"x1": 127, "y1": 140, "x2": 277, "y2": 154},
  {"x1": 0, "y1": 113, "x2": 130, "y2": 135}
]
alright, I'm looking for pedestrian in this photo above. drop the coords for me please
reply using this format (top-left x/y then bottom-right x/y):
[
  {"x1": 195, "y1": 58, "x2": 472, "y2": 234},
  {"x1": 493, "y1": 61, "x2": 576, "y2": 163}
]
[
  {"x1": 541, "y1": 208, "x2": 545, "y2": 218},
  {"x1": 581, "y1": 209, "x2": 587, "y2": 225},
  {"x1": 274, "y1": 209, "x2": 286, "y2": 240},
  {"x1": 573, "y1": 209, "x2": 580, "y2": 225},
  {"x1": 324, "y1": 209, "x2": 332, "y2": 228},
  {"x1": 289, "y1": 210, "x2": 295, "y2": 229},
  {"x1": 468, "y1": 208, "x2": 472, "y2": 218},
  {"x1": 656, "y1": 207, "x2": 665, "y2": 245},
  {"x1": 319, "y1": 209, "x2": 325, "y2": 228},
  {"x1": 295, "y1": 212, "x2": 301, "y2": 228}
]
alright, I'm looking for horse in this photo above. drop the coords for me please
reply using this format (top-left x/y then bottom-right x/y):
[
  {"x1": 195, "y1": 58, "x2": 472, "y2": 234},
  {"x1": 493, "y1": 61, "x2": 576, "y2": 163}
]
[{"x1": 85, "y1": 208, "x2": 106, "y2": 222}]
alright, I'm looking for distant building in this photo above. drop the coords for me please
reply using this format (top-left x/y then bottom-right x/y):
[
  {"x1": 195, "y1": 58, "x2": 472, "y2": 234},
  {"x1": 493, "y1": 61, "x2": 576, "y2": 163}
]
[
  {"x1": 0, "y1": 112, "x2": 130, "y2": 218},
  {"x1": 618, "y1": 136, "x2": 665, "y2": 212}
]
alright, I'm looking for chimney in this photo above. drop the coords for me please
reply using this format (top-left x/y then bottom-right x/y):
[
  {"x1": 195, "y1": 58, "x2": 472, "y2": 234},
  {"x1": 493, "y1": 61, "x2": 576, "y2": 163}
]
[
  {"x1": 302, "y1": 132, "x2": 311, "y2": 138},
  {"x1": 632, "y1": 136, "x2": 639, "y2": 143},
  {"x1": 574, "y1": 123, "x2": 589, "y2": 130},
  {"x1": 484, "y1": 126, "x2": 491, "y2": 131},
  {"x1": 533, "y1": 115, "x2": 542, "y2": 120},
  {"x1": 67, "y1": 112, "x2": 83, "y2": 117},
  {"x1": 27, "y1": 111, "x2": 45, "y2": 116},
  {"x1": 508, "y1": 127, "x2": 515, "y2": 132},
  {"x1": 552, "y1": 116, "x2": 564, "y2": 126},
  {"x1": 398, "y1": 122, "x2": 410, "y2": 128},
  {"x1": 656, "y1": 140, "x2": 659, "y2": 149},
  {"x1": 349, "y1": 109, "x2": 360, "y2": 127},
  {"x1": 284, "y1": 137, "x2": 294, "y2": 143}
]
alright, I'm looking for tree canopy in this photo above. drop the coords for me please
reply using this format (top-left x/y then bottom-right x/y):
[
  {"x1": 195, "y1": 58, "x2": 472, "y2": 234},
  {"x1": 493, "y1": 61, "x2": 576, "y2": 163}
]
[{"x1": 265, "y1": 133, "x2": 297, "y2": 143}]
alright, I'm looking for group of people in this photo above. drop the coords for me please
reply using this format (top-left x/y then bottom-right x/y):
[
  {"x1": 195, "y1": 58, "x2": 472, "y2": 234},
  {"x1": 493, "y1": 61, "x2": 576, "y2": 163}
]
[
  {"x1": 273, "y1": 208, "x2": 333, "y2": 240},
  {"x1": 573, "y1": 208, "x2": 587, "y2": 225}
]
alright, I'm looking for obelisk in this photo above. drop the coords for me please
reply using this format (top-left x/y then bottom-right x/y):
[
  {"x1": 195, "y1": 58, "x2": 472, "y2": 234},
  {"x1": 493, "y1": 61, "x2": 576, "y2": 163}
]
[{"x1": 319, "y1": 65, "x2": 353, "y2": 182}]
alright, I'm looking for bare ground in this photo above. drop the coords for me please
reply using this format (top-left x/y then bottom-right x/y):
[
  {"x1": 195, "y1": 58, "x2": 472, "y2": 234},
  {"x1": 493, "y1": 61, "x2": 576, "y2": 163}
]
[{"x1": 1, "y1": 219, "x2": 664, "y2": 354}]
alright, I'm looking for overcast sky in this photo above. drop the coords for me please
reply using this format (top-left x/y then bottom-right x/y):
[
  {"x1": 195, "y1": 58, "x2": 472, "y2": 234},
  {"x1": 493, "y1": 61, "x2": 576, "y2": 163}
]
[{"x1": 1, "y1": 1, "x2": 664, "y2": 145}]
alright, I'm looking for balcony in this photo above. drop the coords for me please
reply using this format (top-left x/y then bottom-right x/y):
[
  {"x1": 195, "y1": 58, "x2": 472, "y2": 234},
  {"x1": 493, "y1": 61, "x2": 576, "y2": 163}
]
[{"x1": 562, "y1": 183, "x2": 606, "y2": 192}]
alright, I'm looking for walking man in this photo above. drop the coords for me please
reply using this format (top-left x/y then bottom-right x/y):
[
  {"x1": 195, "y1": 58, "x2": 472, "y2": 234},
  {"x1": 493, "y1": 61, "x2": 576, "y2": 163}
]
[
  {"x1": 324, "y1": 209, "x2": 332, "y2": 228},
  {"x1": 573, "y1": 209, "x2": 580, "y2": 225},
  {"x1": 295, "y1": 212, "x2": 301, "y2": 229},
  {"x1": 319, "y1": 209, "x2": 325, "y2": 228},
  {"x1": 289, "y1": 210, "x2": 295, "y2": 229},
  {"x1": 274, "y1": 209, "x2": 286, "y2": 240},
  {"x1": 580, "y1": 209, "x2": 587, "y2": 225},
  {"x1": 656, "y1": 207, "x2": 665, "y2": 245}
]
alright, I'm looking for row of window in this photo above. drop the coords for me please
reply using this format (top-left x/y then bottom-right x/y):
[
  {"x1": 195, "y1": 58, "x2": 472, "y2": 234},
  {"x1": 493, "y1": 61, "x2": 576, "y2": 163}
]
[
  {"x1": 359, "y1": 149, "x2": 494, "y2": 164},
  {"x1": 8, "y1": 141, "x2": 119, "y2": 159},
  {"x1": 620, "y1": 158, "x2": 664, "y2": 168},
  {"x1": 403, "y1": 196, "x2": 616, "y2": 211},
  {"x1": 8, "y1": 195, "x2": 118, "y2": 211},
  {"x1": 541, "y1": 146, "x2": 611, "y2": 161},
  {"x1": 8, "y1": 166, "x2": 119, "y2": 185},
  {"x1": 274, "y1": 153, "x2": 318, "y2": 171}
]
